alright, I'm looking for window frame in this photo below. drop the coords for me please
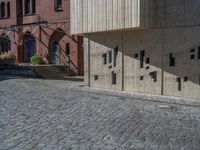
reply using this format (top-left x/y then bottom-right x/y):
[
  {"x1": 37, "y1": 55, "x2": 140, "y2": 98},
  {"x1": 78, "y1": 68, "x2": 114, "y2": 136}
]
[{"x1": 55, "y1": 0, "x2": 63, "y2": 11}]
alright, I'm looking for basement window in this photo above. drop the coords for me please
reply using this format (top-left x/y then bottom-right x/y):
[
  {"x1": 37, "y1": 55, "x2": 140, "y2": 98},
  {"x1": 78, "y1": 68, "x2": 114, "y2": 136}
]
[
  {"x1": 140, "y1": 50, "x2": 145, "y2": 68},
  {"x1": 102, "y1": 53, "x2": 107, "y2": 65},
  {"x1": 112, "y1": 71, "x2": 117, "y2": 85},
  {"x1": 177, "y1": 77, "x2": 182, "y2": 91},
  {"x1": 149, "y1": 71, "x2": 157, "y2": 82},
  {"x1": 169, "y1": 53, "x2": 175, "y2": 67}
]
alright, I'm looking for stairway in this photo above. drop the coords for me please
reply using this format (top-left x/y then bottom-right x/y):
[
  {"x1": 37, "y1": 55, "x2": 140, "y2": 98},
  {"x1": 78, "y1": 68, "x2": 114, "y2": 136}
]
[{"x1": 0, "y1": 64, "x2": 83, "y2": 81}]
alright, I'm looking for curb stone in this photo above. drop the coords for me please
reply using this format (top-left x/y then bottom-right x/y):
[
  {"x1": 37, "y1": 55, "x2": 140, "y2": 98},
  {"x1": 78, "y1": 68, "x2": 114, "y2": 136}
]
[{"x1": 76, "y1": 84, "x2": 200, "y2": 107}]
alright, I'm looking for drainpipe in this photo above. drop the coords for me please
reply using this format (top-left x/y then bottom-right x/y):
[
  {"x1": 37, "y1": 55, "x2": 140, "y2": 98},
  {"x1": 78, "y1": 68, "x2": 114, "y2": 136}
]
[
  {"x1": 122, "y1": 31, "x2": 124, "y2": 91},
  {"x1": 88, "y1": 35, "x2": 91, "y2": 87}
]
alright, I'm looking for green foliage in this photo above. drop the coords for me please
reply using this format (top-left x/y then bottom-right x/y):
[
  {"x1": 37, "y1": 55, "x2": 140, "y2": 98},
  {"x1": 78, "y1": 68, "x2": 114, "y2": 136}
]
[{"x1": 30, "y1": 55, "x2": 44, "y2": 64}]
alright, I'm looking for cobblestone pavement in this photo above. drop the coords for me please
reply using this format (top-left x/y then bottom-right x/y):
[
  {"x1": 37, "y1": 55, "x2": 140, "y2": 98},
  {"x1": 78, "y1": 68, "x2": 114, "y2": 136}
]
[{"x1": 0, "y1": 76, "x2": 200, "y2": 150}]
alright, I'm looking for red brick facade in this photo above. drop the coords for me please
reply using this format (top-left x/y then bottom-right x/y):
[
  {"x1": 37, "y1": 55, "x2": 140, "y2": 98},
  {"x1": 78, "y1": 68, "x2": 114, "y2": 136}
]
[{"x1": 0, "y1": 0, "x2": 83, "y2": 75}]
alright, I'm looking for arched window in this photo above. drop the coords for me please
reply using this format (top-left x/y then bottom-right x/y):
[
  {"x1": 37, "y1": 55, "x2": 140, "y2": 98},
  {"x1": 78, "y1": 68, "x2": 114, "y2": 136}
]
[
  {"x1": 25, "y1": 0, "x2": 31, "y2": 14},
  {"x1": 0, "y1": 35, "x2": 11, "y2": 53},
  {"x1": 7, "y1": 2, "x2": 10, "y2": 18},
  {"x1": 1, "y1": 2, "x2": 6, "y2": 18},
  {"x1": 32, "y1": 0, "x2": 36, "y2": 13},
  {"x1": 55, "y1": 0, "x2": 62, "y2": 10}
]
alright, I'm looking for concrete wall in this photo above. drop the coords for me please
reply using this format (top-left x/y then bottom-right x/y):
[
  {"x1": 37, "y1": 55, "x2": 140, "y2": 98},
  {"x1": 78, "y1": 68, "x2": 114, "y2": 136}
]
[
  {"x1": 84, "y1": 26, "x2": 200, "y2": 99},
  {"x1": 71, "y1": 0, "x2": 200, "y2": 34},
  {"x1": 71, "y1": 0, "x2": 142, "y2": 34}
]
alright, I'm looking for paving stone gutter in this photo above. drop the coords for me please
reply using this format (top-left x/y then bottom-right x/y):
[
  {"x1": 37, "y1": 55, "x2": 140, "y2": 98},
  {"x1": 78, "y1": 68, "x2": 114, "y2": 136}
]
[{"x1": 75, "y1": 83, "x2": 200, "y2": 107}]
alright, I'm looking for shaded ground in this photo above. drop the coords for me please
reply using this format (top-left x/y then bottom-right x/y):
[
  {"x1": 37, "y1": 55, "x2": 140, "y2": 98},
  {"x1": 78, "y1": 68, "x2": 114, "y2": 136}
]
[{"x1": 0, "y1": 75, "x2": 200, "y2": 150}]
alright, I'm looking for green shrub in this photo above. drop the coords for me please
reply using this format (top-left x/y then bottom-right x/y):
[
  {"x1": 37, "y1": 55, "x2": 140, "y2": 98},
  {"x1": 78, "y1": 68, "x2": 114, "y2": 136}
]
[{"x1": 30, "y1": 55, "x2": 44, "y2": 64}]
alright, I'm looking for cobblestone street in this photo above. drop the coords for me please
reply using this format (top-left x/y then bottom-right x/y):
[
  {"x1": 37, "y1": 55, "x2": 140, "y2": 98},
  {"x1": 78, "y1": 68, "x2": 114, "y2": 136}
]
[{"x1": 0, "y1": 76, "x2": 200, "y2": 150}]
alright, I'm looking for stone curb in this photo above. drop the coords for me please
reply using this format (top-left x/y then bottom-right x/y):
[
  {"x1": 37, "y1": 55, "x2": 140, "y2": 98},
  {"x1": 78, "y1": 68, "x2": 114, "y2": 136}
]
[{"x1": 76, "y1": 84, "x2": 200, "y2": 107}]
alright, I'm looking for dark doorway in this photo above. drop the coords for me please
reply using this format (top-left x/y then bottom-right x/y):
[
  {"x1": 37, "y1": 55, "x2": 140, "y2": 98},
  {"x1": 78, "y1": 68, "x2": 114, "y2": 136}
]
[{"x1": 51, "y1": 41, "x2": 60, "y2": 64}]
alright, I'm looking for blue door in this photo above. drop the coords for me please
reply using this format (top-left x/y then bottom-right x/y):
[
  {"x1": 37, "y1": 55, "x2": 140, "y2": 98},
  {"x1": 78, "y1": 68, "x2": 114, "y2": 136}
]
[
  {"x1": 24, "y1": 35, "x2": 36, "y2": 62},
  {"x1": 52, "y1": 41, "x2": 60, "y2": 64}
]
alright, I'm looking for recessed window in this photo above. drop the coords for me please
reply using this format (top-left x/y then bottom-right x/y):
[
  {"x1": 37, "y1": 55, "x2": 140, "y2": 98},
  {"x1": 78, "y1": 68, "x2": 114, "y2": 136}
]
[
  {"x1": 102, "y1": 53, "x2": 107, "y2": 65},
  {"x1": 146, "y1": 57, "x2": 150, "y2": 64},
  {"x1": 66, "y1": 43, "x2": 70, "y2": 55},
  {"x1": 183, "y1": 76, "x2": 188, "y2": 82},
  {"x1": 190, "y1": 54, "x2": 195, "y2": 59},
  {"x1": 94, "y1": 75, "x2": 98, "y2": 81},
  {"x1": 7, "y1": 2, "x2": 10, "y2": 18},
  {"x1": 1, "y1": 2, "x2": 6, "y2": 18},
  {"x1": 140, "y1": 50, "x2": 145, "y2": 68},
  {"x1": 112, "y1": 71, "x2": 117, "y2": 85},
  {"x1": 149, "y1": 71, "x2": 157, "y2": 82},
  {"x1": 25, "y1": 0, "x2": 31, "y2": 14},
  {"x1": 169, "y1": 53, "x2": 175, "y2": 67},
  {"x1": 140, "y1": 76, "x2": 144, "y2": 81},
  {"x1": 198, "y1": 47, "x2": 200, "y2": 59},
  {"x1": 18, "y1": 0, "x2": 23, "y2": 16},
  {"x1": 114, "y1": 47, "x2": 118, "y2": 67},
  {"x1": 108, "y1": 51, "x2": 112, "y2": 63},
  {"x1": 32, "y1": 0, "x2": 36, "y2": 13},
  {"x1": 177, "y1": 77, "x2": 181, "y2": 91},
  {"x1": 55, "y1": 0, "x2": 62, "y2": 11},
  {"x1": 190, "y1": 48, "x2": 195, "y2": 60},
  {"x1": 190, "y1": 48, "x2": 195, "y2": 53},
  {"x1": 134, "y1": 54, "x2": 138, "y2": 58}
]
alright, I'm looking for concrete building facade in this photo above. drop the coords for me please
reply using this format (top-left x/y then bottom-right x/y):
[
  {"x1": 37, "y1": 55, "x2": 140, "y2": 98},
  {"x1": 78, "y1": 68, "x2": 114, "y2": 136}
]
[
  {"x1": 71, "y1": 0, "x2": 200, "y2": 99},
  {"x1": 0, "y1": 0, "x2": 83, "y2": 75}
]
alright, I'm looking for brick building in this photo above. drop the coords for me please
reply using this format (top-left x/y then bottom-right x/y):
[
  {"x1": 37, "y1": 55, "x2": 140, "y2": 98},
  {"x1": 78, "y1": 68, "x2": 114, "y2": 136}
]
[
  {"x1": 0, "y1": 0, "x2": 83, "y2": 75},
  {"x1": 71, "y1": 0, "x2": 200, "y2": 99}
]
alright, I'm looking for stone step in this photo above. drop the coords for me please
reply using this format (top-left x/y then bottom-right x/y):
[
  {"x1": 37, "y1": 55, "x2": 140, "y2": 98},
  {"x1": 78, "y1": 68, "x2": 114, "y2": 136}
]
[{"x1": 0, "y1": 64, "x2": 81, "y2": 80}]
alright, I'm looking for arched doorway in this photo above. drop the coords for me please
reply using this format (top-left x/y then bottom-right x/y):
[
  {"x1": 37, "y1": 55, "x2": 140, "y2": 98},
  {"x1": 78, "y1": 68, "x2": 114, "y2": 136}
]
[
  {"x1": 49, "y1": 28, "x2": 65, "y2": 64},
  {"x1": 0, "y1": 34, "x2": 10, "y2": 53},
  {"x1": 23, "y1": 32, "x2": 36, "y2": 62},
  {"x1": 51, "y1": 41, "x2": 60, "y2": 64}
]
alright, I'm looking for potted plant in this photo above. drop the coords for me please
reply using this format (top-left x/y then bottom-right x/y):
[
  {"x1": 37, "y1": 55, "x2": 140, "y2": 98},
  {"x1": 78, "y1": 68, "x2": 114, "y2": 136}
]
[
  {"x1": 30, "y1": 55, "x2": 44, "y2": 65},
  {"x1": 0, "y1": 52, "x2": 15, "y2": 65}
]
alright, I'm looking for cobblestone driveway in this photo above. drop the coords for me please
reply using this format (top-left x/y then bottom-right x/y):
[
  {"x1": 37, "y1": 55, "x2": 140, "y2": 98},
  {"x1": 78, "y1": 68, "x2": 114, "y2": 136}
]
[{"x1": 0, "y1": 76, "x2": 200, "y2": 150}]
